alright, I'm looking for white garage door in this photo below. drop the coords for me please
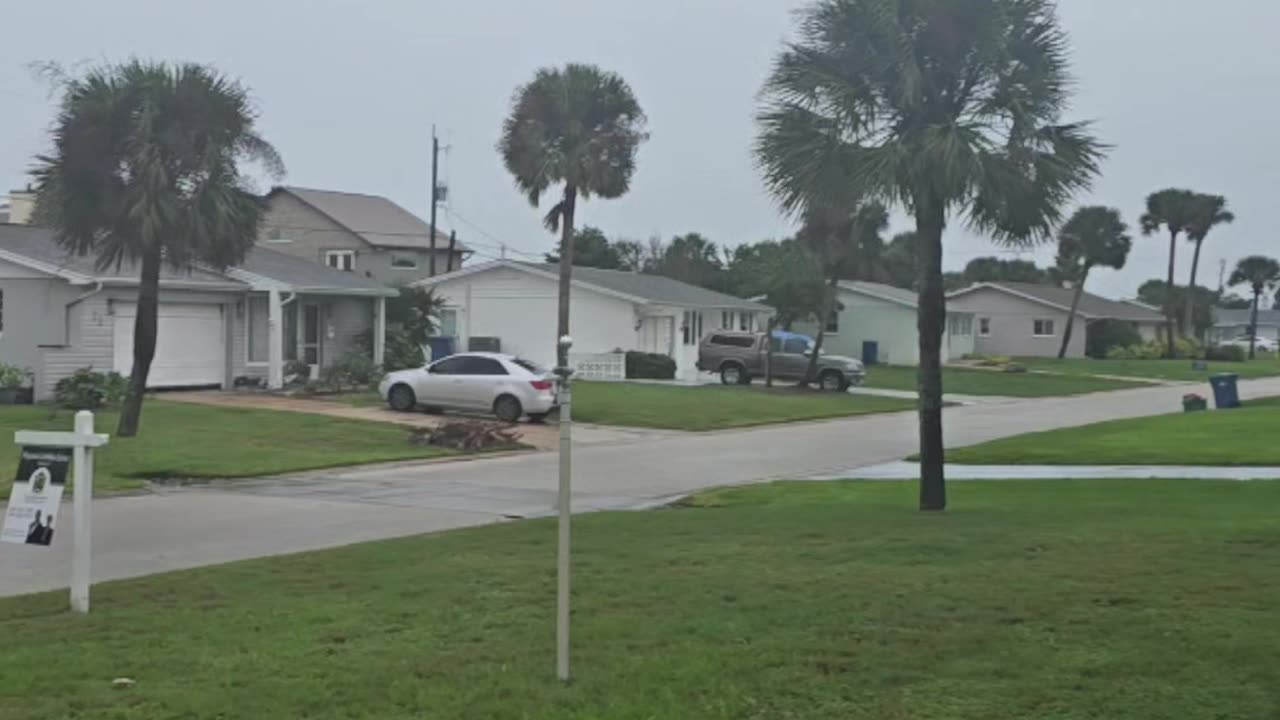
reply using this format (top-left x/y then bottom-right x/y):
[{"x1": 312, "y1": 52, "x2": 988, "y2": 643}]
[{"x1": 114, "y1": 303, "x2": 226, "y2": 388}]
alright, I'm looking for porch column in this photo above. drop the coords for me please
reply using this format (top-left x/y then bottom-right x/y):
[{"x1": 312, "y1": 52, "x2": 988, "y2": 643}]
[
  {"x1": 267, "y1": 288, "x2": 284, "y2": 389},
  {"x1": 373, "y1": 296, "x2": 386, "y2": 367}
]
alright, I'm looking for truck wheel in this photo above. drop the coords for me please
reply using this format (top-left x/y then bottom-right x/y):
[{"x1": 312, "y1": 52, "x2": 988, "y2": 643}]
[
  {"x1": 819, "y1": 370, "x2": 847, "y2": 392},
  {"x1": 720, "y1": 364, "x2": 744, "y2": 386}
]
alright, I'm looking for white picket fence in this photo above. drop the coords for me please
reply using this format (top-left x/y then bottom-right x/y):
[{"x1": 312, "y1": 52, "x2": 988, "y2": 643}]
[{"x1": 569, "y1": 352, "x2": 626, "y2": 381}]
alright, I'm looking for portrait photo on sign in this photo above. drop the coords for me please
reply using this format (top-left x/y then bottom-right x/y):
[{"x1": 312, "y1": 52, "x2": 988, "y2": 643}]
[{"x1": 2, "y1": 446, "x2": 72, "y2": 547}]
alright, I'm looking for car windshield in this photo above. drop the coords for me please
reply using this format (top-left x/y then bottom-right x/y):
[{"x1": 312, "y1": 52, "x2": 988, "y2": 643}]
[{"x1": 511, "y1": 358, "x2": 547, "y2": 374}]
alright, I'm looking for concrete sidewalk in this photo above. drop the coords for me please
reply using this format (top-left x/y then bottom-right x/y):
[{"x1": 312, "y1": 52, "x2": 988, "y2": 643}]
[{"x1": 5, "y1": 376, "x2": 1280, "y2": 597}]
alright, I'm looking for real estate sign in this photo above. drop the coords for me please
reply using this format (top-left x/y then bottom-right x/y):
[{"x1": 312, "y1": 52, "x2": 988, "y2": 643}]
[{"x1": 1, "y1": 446, "x2": 71, "y2": 546}]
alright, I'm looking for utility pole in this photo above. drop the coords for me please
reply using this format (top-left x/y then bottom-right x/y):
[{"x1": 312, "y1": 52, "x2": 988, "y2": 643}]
[{"x1": 429, "y1": 126, "x2": 440, "y2": 277}]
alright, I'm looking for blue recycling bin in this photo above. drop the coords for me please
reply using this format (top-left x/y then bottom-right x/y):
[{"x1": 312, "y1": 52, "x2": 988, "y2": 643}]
[
  {"x1": 425, "y1": 336, "x2": 455, "y2": 363},
  {"x1": 1209, "y1": 373, "x2": 1240, "y2": 409}
]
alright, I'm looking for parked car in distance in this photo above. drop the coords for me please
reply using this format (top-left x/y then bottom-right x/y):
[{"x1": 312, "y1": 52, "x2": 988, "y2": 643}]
[
  {"x1": 697, "y1": 331, "x2": 866, "y2": 391},
  {"x1": 1222, "y1": 336, "x2": 1278, "y2": 352},
  {"x1": 378, "y1": 352, "x2": 557, "y2": 423}
]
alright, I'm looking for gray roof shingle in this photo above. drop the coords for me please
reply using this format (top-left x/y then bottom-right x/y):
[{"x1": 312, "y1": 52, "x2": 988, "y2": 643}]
[
  {"x1": 1214, "y1": 308, "x2": 1280, "y2": 327},
  {"x1": 514, "y1": 262, "x2": 770, "y2": 311},
  {"x1": 0, "y1": 223, "x2": 393, "y2": 296},
  {"x1": 276, "y1": 186, "x2": 468, "y2": 252},
  {"x1": 952, "y1": 281, "x2": 1166, "y2": 322},
  {"x1": 838, "y1": 280, "x2": 918, "y2": 308}
]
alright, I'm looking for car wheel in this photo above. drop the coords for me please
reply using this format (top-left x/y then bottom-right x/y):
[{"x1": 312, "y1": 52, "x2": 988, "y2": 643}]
[
  {"x1": 493, "y1": 395, "x2": 523, "y2": 423},
  {"x1": 819, "y1": 370, "x2": 847, "y2": 392},
  {"x1": 720, "y1": 364, "x2": 743, "y2": 386},
  {"x1": 387, "y1": 384, "x2": 417, "y2": 412},
  {"x1": 527, "y1": 413, "x2": 548, "y2": 424}
]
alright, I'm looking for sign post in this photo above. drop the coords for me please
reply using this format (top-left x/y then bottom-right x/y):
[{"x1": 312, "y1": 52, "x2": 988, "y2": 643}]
[
  {"x1": 4, "y1": 410, "x2": 109, "y2": 613},
  {"x1": 554, "y1": 335, "x2": 574, "y2": 682}
]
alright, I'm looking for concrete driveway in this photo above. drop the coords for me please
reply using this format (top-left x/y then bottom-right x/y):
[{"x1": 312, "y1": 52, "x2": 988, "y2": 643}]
[{"x1": 6, "y1": 377, "x2": 1280, "y2": 597}]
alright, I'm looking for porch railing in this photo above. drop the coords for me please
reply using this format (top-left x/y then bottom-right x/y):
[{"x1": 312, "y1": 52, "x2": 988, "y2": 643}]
[{"x1": 569, "y1": 352, "x2": 626, "y2": 381}]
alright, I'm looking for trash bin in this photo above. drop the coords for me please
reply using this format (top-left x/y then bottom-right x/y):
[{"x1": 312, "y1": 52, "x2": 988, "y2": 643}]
[{"x1": 1209, "y1": 373, "x2": 1240, "y2": 409}]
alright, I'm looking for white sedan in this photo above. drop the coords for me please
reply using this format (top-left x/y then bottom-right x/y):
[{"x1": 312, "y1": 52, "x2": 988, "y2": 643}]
[
  {"x1": 1222, "y1": 336, "x2": 1278, "y2": 352},
  {"x1": 378, "y1": 352, "x2": 558, "y2": 423}
]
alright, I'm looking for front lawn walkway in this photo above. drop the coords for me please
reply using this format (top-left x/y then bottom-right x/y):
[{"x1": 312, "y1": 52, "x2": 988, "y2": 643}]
[
  {"x1": 862, "y1": 364, "x2": 1145, "y2": 396},
  {"x1": 570, "y1": 381, "x2": 915, "y2": 430},
  {"x1": 0, "y1": 401, "x2": 456, "y2": 495},
  {"x1": 4, "y1": 480, "x2": 1277, "y2": 719},
  {"x1": 946, "y1": 396, "x2": 1280, "y2": 465}
]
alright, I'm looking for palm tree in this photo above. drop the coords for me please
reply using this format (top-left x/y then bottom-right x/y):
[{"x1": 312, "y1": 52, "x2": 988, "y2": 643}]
[
  {"x1": 1053, "y1": 207, "x2": 1132, "y2": 358},
  {"x1": 755, "y1": 0, "x2": 1104, "y2": 511},
  {"x1": 1228, "y1": 256, "x2": 1280, "y2": 359},
  {"x1": 1140, "y1": 188, "x2": 1197, "y2": 355},
  {"x1": 499, "y1": 64, "x2": 648, "y2": 368},
  {"x1": 1183, "y1": 194, "x2": 1234, "y2": 336},
  {"x1": 797, "y1": 201, "x2": 889, "y2": 385},
  {"x1": 31, "y1": 61, "x2": 282, "y2": 437}
]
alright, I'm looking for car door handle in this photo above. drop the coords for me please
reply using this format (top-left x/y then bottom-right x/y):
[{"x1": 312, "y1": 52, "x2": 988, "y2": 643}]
[{"x1": 451, "y1": 379, "x2": 463, "y2": 384}]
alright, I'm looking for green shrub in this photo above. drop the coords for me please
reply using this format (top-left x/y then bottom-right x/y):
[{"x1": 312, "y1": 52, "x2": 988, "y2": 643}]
[
  {"x1": 1171, "y1": 336, "x2": 1202, "y2": 359},
  {"x1": 1205, "y1": 344, "x2": 1246, "y2": 362},
  {"x1": 1106, "y1": 337, "x2": 1200, "y2": 360},
  {"x1": 0, "y1": 362, "x2": 32, "y2": 389},
  {"x1": 54, "y1": 368, "x2": 127, "y2": 409},
  {"x1": 316, "y1": 354, "x2": 382, "y2": 392},
  {"x1": 283, "y1": 359, "x2": 312, "y2": 387},
  {"x1": 355, "y1": 328, "x2": 425, "y2": 371},
  {"x1": 625, "y1": 351, "x2": 676, "y2": 380},
  {"x1": 1086, "y1": 319, "x2": 1143, "y2": 359}
]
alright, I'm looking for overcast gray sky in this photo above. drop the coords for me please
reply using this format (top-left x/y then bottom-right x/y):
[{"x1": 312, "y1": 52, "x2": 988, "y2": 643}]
[{"x1": 3, "y1": 0, "x2": 1278, "y2": 298}]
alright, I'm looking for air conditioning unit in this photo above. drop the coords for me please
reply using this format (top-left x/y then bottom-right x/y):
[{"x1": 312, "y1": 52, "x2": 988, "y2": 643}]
[{"x1": 468, "y1": 336, "x2": 501, "y2": 353}]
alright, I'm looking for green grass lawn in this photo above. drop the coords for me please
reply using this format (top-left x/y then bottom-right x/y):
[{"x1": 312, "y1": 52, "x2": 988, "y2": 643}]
[
  {"x1": 0, "y1": 401, "x2": 454, "y2": 495},
  {"x1": 862, "y1": 364, "x2": 1144, "y2": 396},
  {"x1": 570, "y1": 381, "x2": 916, "y2": 430},
  {"x1": 1016, "y1": 356, "x2": 1280, "y2": 382},
  {"x1": 5, "y1": 479, "x2": 1278, "y2": 719},
  {"x1": 947, "y1": 396, "x2": 1280, "y2": 465}
]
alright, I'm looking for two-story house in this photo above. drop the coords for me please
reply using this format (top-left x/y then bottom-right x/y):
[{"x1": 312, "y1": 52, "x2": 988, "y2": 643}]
[{"x1": 259, "y1": 186, "x2": 468, "y2": 285}]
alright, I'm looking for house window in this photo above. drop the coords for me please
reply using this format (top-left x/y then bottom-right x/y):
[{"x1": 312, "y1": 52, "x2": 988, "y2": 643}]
[
  {"x1": 721, "y1": 311, "x2": 734, "y2": 329},
  {"x1": 682, "y1": 311, "x2": 704, "y2": 346},
  {"x1": 391, "y1": 255, "x2": 418, "y2": 269},
  {"x1": 825, "y1": 310, "x2": 839, "y2": 334},
  {"x1": 437, "y1": 308, "x2": 459, "y2": 337},
  {"x1": 978, "y1": 317, "x2": 991, "y2": 337},
  {"x1": 325, "y1": 250, "x2": 355, "y2": 272},
  {"x1": 265, "y1": 228, "x2": 291, "y2": 244},
  {"x1": 1033, "y1": 319, "x2": 1055, "y2": 337},
  {"x1": 740, "y1": 313, "x2": 752, "y2": 332},
  {"x1": 949, "y1": 315, "x2": 973, "y2": 336},
  {"x1": 246, "y1": 296, "x2": 269, "y2": 363}
]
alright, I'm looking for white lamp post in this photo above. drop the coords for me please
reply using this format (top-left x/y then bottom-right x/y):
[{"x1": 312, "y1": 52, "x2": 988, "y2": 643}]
[{"x1": 555, "y1": 334, "x2": 574, "y2": 682}]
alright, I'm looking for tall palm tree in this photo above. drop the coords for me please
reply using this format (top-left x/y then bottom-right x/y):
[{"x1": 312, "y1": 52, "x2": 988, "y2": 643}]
[
  {"x1": 1053, "y1": 207, "x2": 1132, "y2": 358},
  {"x1": 499, "y1": 64, "x2": 648, "y2": 367},
  {"x1": 755, "y1": 0, "x2": 1104, "y2": 511},
  {"x1": 1228, "y1": 255, "x2": 1280, "y2": 359},
  {"x1": 1140, "y1": 188, "x2": 1197, "y2": 355},
  {"x1": 1183, "y1": 194, "x2": 1234, "y2": 336},
  {"x1": 797, "y1": 201, "x2": 889, "y2": 384},
  {"x1": 31, "y1": 61, "x2": 282, "y2": 437}
]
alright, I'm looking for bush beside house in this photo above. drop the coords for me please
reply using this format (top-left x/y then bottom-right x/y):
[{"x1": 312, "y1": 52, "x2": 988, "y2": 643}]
[{"x1": 626, "y1": 351, "x2": 676, "y2": 380}]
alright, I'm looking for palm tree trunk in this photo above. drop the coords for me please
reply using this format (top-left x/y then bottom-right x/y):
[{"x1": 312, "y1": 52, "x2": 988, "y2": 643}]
[
  {"x1": 1165, "y1": 229, "x2": 1178, "y2": 357},
  {"x1": 556, "y1": 185, "x2": 577, "y2": 369},
  {"x1": 1058, "y1": 267, "x2": 1090, "y2": 359},
  {"x1": 915, "y1": 199, "x2": 946, "y2": 512},
  {"x1": 765, "y1": 316, "x2": 775, "y2": 388},
  {"x1": 804, "y1": 275, "x2": 839, "y2": 385},
  {"x1": 1250, "y1": 290, "x2": 1260, "y2": 360},
  {"x1": 117, "y1": 250, "x2": 162, "y2": 437},
  {"x1": 1184, "y1": 239, "x2": 1203, "y2": 340}
]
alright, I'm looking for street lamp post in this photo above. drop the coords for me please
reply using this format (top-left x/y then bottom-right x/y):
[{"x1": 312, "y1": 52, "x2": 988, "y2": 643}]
[{"x1": 554, "y1": 334, "x2": 574, "y2": 682}]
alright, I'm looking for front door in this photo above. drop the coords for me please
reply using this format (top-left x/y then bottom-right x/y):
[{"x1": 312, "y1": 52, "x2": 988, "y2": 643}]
[{"x1": 301, "y1": 303, "x2": 322, "y2": 376}]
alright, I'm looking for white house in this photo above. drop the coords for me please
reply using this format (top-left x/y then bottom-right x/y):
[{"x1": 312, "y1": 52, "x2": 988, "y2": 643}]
[
  {"x1": 413, "y1": 261, "x2": 773, "y2": 379},
  {"x1": 792, "y1": 281, "x2": 976, "y2": 365}
]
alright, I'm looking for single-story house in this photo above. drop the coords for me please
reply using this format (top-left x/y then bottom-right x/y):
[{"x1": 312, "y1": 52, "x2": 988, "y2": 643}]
[
  {"x1": 793, "y1": 280, "x2": 976, "y2": 365},
  {"x1": 947, "y1": 281, "x2": 1165, "y2": 358},
  {"x1": 258, "y1": 186, "x2": 469, "y2": 285},
  {"x1": 1208, "y1": 308, "x2": 1280, "y2": 345},
  {"x1": 413, "y1": 260, "x2": 773, "y2": 380},
  {"x1": 0, "y1": 223, "x2": 393, "y2": 401}
]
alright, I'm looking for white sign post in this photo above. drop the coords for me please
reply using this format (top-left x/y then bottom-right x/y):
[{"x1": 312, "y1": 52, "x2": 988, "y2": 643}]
[{"x1": 9, "y1": 410, "x2": 109, "y2": 613}]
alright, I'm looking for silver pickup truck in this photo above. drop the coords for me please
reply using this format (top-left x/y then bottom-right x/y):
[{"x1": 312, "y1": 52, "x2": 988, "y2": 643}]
[{"x1": 696, "y1": 331, "x2": 866, "y2": 391}]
